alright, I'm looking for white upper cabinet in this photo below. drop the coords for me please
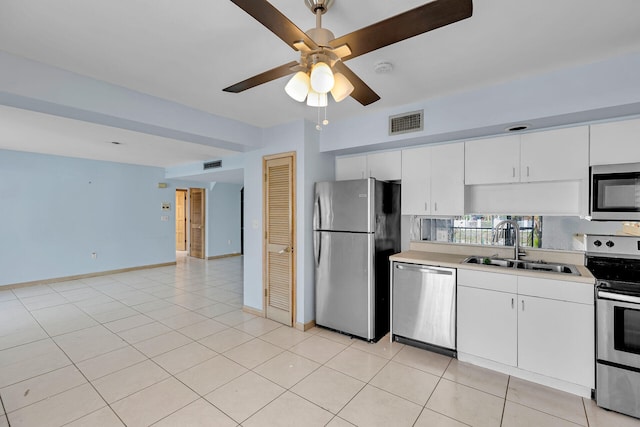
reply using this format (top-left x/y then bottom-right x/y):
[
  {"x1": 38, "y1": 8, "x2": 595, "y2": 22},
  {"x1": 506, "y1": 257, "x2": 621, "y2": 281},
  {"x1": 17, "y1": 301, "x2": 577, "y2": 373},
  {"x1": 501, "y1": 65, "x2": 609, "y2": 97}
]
[
  {"x1": 520, "y1": 126, "x2": 589, "y2": 182},
  {"x1": 335, "y1": 151, "x2": 401, "y2": 181},
  {"x1": 431, "y1": 143, "x2": 465, "y2": 215},
  {"x1": 465, "y1": 135, "x2": 520, "y2": 185},
  {"x1": 335, "y1": 155, "x2": 367, "y2": 180},
  {"x1": 367, "y1": 151, "x2": 401, "y2": 181},
  {"x1": 401, "y1": 146, "x2": 431, "y2": 215},
  {"x1": 465, "y1": 126, "x2": 589, "y2": 185},
  {"x1": 401, "y1": 142, "x2": 464, "y2": 216},
  {"x1": 591, "y1": 117, "x2": 640, "y2": 165}
]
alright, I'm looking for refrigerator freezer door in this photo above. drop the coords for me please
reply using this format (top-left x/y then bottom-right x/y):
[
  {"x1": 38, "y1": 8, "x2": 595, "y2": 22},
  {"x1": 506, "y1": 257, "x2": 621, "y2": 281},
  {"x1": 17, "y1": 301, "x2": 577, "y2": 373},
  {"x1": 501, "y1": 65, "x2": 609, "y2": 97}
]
[
  {"x1": 315, "y1": 230, "x2": 374, "y2": 340},
  {"x1": 314, "y1": 179, "x2": 373, "y2": 233}
]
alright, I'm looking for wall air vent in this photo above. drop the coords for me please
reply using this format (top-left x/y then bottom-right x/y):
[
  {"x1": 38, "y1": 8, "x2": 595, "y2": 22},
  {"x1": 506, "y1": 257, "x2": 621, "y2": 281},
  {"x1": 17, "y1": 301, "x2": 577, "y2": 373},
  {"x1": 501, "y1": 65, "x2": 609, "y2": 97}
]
[
  {"x1": 203, "y1": 160, "x2": 222, "y2": 170},
  {"x1": 389, "y1": 110, "x2": 423, "y2": 136}
]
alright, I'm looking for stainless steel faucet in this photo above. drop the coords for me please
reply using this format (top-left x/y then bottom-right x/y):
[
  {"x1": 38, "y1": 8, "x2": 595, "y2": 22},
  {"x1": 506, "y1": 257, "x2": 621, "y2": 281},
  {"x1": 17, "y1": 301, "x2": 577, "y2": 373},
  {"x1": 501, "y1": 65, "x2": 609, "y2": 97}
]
[{"x1": 493, "y1": 219, "x2": 524, "y2": 261}]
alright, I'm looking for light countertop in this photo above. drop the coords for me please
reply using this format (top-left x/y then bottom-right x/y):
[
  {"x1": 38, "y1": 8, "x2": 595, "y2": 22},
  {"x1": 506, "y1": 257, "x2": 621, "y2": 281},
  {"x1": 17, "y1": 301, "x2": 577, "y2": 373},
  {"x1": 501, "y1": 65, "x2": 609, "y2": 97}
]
[{"x1": 390, "y1": 242, "x2": 595, "y2": 285}]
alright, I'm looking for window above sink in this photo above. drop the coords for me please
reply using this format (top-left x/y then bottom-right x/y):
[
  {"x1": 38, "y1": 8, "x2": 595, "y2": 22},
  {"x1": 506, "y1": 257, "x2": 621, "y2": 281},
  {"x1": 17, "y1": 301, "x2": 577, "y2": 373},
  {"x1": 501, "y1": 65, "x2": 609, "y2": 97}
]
[{"x1": 414, "y1": 215, "x2": 543, "y2": 248}]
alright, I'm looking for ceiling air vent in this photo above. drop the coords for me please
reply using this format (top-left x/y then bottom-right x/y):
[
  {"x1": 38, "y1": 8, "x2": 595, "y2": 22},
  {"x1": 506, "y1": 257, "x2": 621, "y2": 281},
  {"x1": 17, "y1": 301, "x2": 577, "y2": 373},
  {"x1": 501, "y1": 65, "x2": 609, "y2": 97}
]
[
  {"x1": 389, "y1": 110, "x2": 424, "y2": 136},
  {"x1": 203, "y1": 160, "x2": 222, "y2": 170}
]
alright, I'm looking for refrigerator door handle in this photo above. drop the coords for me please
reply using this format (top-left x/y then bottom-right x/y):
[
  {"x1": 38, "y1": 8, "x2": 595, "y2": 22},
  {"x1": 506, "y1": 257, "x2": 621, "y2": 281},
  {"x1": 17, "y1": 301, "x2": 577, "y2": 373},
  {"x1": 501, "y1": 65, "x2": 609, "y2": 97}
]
[
  {"x1": 313, "y1": 195, "x2": 321, "y2": 230},
  {"x1": 314, "y1": 232, "x2": 321, "y2": 267}
]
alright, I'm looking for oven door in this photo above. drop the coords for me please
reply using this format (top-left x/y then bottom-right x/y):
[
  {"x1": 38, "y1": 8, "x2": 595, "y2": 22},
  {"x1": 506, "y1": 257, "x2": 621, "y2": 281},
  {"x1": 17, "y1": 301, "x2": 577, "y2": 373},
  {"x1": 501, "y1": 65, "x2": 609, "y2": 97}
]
[
  {"x1": 591, "y1": 164, "x2": 640, "y2": 221},
  {"x1": 597, "y1": 290, "x2": 640, "y2": 367}
]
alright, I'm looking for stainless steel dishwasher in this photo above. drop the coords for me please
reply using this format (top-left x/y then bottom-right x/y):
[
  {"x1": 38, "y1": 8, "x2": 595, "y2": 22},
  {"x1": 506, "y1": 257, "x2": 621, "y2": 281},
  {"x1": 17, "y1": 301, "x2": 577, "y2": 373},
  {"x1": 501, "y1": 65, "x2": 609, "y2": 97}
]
[{"x1": 391, "y1": 262, "x2": 456, "y2": 356}]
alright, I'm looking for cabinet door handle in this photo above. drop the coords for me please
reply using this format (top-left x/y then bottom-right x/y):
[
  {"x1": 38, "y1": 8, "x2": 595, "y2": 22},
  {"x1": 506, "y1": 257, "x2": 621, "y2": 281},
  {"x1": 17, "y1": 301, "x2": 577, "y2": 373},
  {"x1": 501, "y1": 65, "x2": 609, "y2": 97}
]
[
  {"x1": 424, "y1": 202, "x2": 428, "y2": 211},
  {"x1": 511, "y1": 298, "x2": 514, "y2": 309},
  {"x1": 512, "y1": 167, "x2": 516, "y2": 178},
  {"x1": 526, "y1": 166, "x2": 530, "y2": 177},
  {"x1": 521, "y1": 300, "x2": 525, "y2": 311},
  {"x1": 434, "y1": 202, "x2": 438, "y2": 212}
]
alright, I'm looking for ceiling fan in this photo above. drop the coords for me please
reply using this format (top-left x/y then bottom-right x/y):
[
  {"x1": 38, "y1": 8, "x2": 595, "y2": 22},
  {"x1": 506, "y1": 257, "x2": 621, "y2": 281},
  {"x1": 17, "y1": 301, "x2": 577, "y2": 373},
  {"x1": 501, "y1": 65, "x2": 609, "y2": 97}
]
[{"x1": 223, "y1": 0, "x2": 473, "y2": 107}]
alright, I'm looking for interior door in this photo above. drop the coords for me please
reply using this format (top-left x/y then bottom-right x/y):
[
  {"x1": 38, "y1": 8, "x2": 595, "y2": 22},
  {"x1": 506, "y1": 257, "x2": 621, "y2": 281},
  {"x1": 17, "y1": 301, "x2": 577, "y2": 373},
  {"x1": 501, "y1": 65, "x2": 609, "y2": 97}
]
[
  {"x1": 189, "y1": 188, "x2": 205, "y2": 259},
  {"x1": 264, "y1": 152, "x2": 295, "y2": 326},
  {"x1": 175, "y1": 189, "x2": 187, "y2": 251}
]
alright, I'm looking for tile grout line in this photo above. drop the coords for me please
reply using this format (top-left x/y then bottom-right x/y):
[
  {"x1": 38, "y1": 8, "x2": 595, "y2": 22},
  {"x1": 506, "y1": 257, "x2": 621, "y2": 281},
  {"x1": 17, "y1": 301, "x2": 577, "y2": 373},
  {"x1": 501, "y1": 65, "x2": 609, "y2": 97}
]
[
  {"x1": 0, "y1": 393, "x2": 11, "y2": 427},
  {"x1": 500, "y1": 375, "x2": 511, "y2": 427}
]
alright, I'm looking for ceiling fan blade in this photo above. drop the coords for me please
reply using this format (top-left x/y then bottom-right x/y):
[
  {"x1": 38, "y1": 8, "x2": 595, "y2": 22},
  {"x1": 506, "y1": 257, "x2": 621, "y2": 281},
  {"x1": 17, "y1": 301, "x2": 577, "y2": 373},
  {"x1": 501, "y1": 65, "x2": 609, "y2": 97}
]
[
  {"x1": 230, "y1": 0, "x2": 319, "y2": 51},
  {"x1": 332, "y1": 62, "x2": 380, "y2": 106},
  {"x1": 329, "y1": 0, "x2": 472, "y2": 61},
  {"x1": 223, "y1": 61, "x2": 299, "y2": 93}
]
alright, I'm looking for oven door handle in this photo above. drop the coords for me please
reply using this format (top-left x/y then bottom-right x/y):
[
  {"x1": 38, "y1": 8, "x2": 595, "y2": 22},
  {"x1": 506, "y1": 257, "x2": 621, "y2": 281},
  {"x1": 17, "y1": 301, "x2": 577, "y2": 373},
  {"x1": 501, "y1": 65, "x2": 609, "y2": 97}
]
[{"x1": 598, "y1": 290, "x2": 640, "y2": 304}]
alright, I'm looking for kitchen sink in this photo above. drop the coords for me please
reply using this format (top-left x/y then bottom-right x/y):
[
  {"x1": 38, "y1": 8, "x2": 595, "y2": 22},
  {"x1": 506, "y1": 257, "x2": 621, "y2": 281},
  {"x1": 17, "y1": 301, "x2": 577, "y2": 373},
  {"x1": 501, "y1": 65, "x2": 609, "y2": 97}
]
[
  {"x1": 462, "y1": 256, "x2": 515, "y2": 268},
  {"x1": 461, "y1": 256, "x2": 580, "y2": 276}
]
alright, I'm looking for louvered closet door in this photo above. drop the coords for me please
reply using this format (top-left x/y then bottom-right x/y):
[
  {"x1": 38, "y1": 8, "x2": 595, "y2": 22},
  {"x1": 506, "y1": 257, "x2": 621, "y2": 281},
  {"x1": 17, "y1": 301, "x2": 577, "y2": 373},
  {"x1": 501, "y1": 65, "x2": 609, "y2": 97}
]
[{"x1": 264, "y1": 153, "x2": 295, "y2": 326}]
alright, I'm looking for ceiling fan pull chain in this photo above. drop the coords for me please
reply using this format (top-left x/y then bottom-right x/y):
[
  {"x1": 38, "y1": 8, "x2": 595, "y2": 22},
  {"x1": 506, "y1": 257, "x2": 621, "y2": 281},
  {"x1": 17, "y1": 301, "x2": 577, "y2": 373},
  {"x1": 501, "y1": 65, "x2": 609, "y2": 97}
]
[
  {"x1": 316, "y1": 106, "x2": 322, "y2": 131},
  {"x1": 323, "y1": 105, "x2": 329, "y2": 126}
]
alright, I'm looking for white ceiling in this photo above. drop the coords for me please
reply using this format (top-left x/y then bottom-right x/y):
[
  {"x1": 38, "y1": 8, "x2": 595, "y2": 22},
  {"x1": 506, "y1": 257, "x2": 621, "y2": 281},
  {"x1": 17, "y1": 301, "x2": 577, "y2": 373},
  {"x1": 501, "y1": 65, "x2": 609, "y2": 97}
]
[
  {"x1": 0, "y1": 105, "x2": 236, "y2": 168},
  {"x1": 1, "y1": 0, "x2": 640, "y2": 172}
]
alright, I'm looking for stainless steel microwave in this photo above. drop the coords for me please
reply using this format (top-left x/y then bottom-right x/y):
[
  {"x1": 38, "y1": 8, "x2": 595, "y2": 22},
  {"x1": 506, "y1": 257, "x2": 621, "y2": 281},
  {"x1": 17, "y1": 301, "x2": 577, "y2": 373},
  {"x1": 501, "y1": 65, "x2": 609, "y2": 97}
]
[{"x1": 591, "y1": 163, "x2": 640, "y2": 220}]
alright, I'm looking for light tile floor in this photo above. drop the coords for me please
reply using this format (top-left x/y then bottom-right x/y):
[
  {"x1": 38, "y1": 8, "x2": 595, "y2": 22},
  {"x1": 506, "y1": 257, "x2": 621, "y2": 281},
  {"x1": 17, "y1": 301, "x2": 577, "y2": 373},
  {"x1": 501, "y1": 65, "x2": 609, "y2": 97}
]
[{"x1": 1, "y1": 255, "x2": 640, "y2": 426}]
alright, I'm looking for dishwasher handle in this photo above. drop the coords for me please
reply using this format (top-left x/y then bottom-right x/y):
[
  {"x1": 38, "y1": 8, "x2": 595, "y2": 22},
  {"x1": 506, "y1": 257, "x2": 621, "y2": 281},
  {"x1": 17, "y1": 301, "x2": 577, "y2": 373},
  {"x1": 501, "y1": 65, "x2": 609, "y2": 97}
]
[{"x1": 394, "y1": 263, "x2": 454, "y2": 276}]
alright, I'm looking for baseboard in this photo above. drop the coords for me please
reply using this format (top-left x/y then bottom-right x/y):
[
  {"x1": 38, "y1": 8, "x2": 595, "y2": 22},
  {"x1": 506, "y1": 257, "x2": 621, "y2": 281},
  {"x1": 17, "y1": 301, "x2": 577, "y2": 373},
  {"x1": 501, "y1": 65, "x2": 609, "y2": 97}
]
[
  {"x1": 1, "y1": 262, "x2": 177, "y2": 290},
  {"x1": 295, "y1": 320, "x2": 316, "y2": 332},
  {"x1": 207, "y1": 253, "x2": 242, "y2": 260},
  {"x1": 242, "y1": 305, "x2": 264, "y2": 317}
]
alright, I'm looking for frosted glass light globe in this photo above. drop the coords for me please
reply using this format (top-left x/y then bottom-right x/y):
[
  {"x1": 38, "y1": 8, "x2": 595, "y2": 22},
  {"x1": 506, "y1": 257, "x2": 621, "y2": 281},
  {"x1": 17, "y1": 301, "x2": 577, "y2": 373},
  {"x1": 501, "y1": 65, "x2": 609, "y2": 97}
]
[
  {"x1": 306, "y1": 89, "x2": 328, "y2": 107},
  {"x1": 284, "y1": 72, "x2": 310, "y2": 102},
  {"x1": 310, "y1": 62, "x2": 334, "y2": 94},
  {"x1": 330, "y1": 72, "x2": 354, "y2": 102}
]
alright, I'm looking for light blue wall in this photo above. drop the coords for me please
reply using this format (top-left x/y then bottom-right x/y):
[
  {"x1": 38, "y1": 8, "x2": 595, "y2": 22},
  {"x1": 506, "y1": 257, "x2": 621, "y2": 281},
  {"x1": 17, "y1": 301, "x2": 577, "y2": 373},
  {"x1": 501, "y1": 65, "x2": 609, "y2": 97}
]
[
  {"x1": 321, "y1": 50, "x2": 640, "y2": 154},
  {"x1": 0, "y1": 51, "x2": 262, "y2": 152},
  {"x1": 0, "y1": 149, "x2": 175, "y2": 286},
  {"x1": 208, "y1": 182, "x2": 242, "y2": 257},
  {"x1": 242, "y1": 120, "x2": 335, "y2": 326}
]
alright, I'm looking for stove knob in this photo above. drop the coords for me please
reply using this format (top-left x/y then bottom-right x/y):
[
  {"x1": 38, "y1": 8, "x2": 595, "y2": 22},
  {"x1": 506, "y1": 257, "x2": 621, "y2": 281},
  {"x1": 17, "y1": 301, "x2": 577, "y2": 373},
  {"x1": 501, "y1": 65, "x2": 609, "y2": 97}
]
[
  {"x1": 606, "y1": 240, "x2": 615, "y2": 248},
  {"x1": 593, "y1": 240, "x2": 602, "y2": 247}
]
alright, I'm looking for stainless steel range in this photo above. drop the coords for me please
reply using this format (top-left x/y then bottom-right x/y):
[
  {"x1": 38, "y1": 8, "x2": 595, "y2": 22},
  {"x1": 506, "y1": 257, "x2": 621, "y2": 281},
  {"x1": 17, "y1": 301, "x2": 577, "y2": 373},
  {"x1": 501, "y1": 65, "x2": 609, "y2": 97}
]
[{"x1": 586, "y1": 234, "x2": 640, "y2": 419}]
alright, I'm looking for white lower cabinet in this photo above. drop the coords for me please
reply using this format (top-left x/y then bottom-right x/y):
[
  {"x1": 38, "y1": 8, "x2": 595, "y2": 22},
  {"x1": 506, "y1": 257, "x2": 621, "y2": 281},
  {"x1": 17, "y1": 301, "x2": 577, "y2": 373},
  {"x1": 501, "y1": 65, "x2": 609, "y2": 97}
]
[
  {"x1": 457, "y1": 269, "x2": 594, "y2": 391},
  {"x1": 458, "y1": 286, "x2": 517, "y2": 366},
  {"x1": 517, "y1": 295, "x2": 594, "y2": 387}
]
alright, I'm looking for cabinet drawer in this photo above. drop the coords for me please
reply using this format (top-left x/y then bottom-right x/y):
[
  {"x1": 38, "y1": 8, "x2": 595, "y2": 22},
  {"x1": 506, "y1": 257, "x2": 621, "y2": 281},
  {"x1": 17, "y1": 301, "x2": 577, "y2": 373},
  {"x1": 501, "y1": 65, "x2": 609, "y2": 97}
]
[
  {"x1": 518, "y1": 276, "x2": 594, "y2": 305},
  {"x1": 457, "y1": 269, "x2": 517, "y2": 293}
]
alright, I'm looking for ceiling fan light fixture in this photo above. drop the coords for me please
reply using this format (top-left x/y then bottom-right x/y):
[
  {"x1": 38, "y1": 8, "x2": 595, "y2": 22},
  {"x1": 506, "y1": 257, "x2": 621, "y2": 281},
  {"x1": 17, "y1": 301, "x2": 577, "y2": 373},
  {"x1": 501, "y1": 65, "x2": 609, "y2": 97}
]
[
  {"x1": 330, "y1": 72, "x2": 354, "y2": 103},
  {"x1": 306, "y1": 89, "x2": 328, "y2": 107},
  {"x1": 285, "y1": 71, "x2": 311, "y2": 102},
  {"x1": 310, "y1": 61, "x2": 334, "y2": 94}
]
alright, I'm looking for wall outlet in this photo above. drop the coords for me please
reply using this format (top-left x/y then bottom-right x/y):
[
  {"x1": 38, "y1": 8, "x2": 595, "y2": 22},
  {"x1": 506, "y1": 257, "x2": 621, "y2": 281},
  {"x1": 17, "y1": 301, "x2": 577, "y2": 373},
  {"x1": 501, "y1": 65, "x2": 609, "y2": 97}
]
[{"x1": 91, "y1": 252, "x2": 97, "y2": 260}]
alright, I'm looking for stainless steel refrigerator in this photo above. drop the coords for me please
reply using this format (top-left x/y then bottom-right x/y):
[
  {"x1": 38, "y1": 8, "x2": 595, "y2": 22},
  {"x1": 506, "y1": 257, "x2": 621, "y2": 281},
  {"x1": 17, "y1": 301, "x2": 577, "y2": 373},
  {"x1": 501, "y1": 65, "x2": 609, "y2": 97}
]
[{"x1": 313, "y1": 178, "x2": 400, "y2": 342}]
